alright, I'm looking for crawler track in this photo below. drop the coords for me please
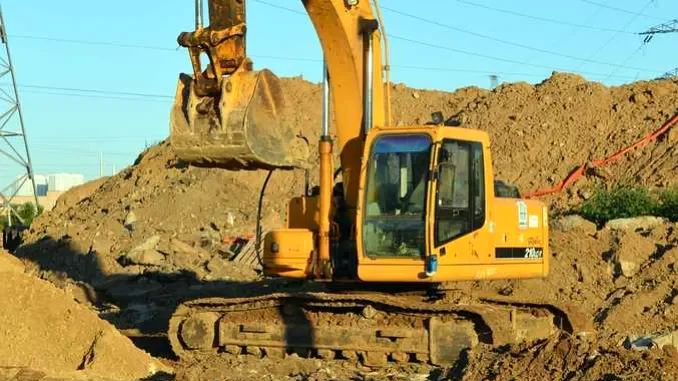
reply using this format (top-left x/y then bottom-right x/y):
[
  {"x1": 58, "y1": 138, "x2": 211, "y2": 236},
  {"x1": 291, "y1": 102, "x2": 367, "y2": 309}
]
[{"x1": 168, "y1": 288, "x2": 593, "y2": 367}]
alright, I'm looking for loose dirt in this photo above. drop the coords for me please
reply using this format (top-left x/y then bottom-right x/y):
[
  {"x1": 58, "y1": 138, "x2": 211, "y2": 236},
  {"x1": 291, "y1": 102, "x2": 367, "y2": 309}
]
[
  {"x1": 7, "y1": 73, "x2": 678, "y2": 380},
  {"x1": 0, "y1": 252, "x2": 171, "y2": 380}
]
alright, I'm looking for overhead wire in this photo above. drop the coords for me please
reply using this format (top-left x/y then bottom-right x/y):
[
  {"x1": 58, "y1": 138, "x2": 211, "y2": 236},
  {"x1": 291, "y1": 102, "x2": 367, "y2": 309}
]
[
  {"x1": 8, "y1": 2, "x2": 662, "y2": 85},
  {"x1": 513, "y1": 0, "x2": 612, "y2": 72},
  {"x1": 381, "y1": 5, "x2": 659, "y2": 73},
  {"x1": 21, "y1": 90, "x2": 170, "y2": 103},
  {"x1": 454, "y1": 0, "x2": 637, "y2": 34},
  {"x1": 577, "y1": 0, "x2": 665, "y2": 21},
  {"x1": 389, "y1": 35, "x2": 659, "y2": 79},
  {"x1": 603, "y1": 44, "x2": 647, "y2": 81},
  {"x1": 251, "y1": 0, "x2": 663, "y2": 78},
  {"x1": 574, "y1": 0, "x2": 654, "y2": 72}
]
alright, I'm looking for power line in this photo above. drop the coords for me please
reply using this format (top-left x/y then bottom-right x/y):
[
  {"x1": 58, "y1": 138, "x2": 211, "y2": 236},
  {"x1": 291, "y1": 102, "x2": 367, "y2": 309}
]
[
  {"x1": 22, "y1": 90, "x2": 170, "y2": 104},
  {"x1": 382, "y1": 5, "x2": 657, "y2": 72},
  {"x1": 390, "y1": 35, "x2": 659, "y2": 78},
  {"x1": 31, "y1": 135, "x2": 165, "y2": 141},
  {"x1": 515, "y1": 0, "x2": 612, "y2": 72},
  {"x1": 454, "y1": 0, "x2": 635, "y2": 34},
  {"x1": 252, "y1": 0, "x2": 663, "y2": 78},
  {"x1": 603, "y1": 44, "x2": 647, "y2": 81},
  {"x1": 9, "y1": 28, "x2": 658, "y2": 82},
  {"x1": 10, "y1": 34, "x2": 179, "y2": 51},
  {"x1": 574, "y1": 0, "x2": 653, "y2": 72},
  {"x1": 251, "y1": 0, "x2": 305, "y2": 15},
  {"x1": 16, "y1": 84, "x2": 173, "y2": 99},
  {"x1": 578, "y1": 0, "x2": 665, "y2": 21},
  {"x1": 394, "y1": 63, "x2": 638, "y2": 80}
]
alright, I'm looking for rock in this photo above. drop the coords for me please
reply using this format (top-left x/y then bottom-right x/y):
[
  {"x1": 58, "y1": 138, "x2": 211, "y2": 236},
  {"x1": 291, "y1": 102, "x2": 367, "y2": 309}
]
[
  {"x1": 551, "y1": 215, "x2": 597, "y2": 235},
  {"x1": 169, "y1": 238, "x2": 211, "y2": 278},
  {"x1": 124, "y1": 249, "x2": 165, "y2": 266},
  {"x1": 65, "y1": 281, "x2": 101, "y2": 306},
  {"x1": 206, "y1": 255, "x2": 233, "y2": 278},
  {"x1": 131, "y1": 235, "x2": 161, "y2": 253},
  {"x1": 412, "y1": 91, "x2": 420, "y2": 99},
  {"x1": 121, "y1": 235, "x2": 164, "y2": 266},
  {"x1": 611, "y1": 231, "x2": 657, "y2": 277},
  {"x1": 604, "y1": 216, "x2": 668, "y2": 232},
  {"x1": 578, "y1": 188, "x2": 593, "y2": 200},
  {"x1": 625, "y1": 330, "x2": 678, "y2": 350},
  {"x1": 123, "y1": 211, "x2": 137, "y2": 231}
]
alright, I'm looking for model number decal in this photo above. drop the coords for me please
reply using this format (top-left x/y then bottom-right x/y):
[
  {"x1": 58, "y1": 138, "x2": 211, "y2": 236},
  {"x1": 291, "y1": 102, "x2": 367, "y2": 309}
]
[{"x1": 524, "y1": 247, "x2": 543, "y2": 259}]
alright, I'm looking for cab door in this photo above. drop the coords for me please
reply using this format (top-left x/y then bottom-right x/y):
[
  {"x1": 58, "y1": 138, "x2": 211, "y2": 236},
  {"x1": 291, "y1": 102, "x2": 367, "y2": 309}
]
[{"x1": 426, "y1": 136, "x2": 494, "y2": 275}]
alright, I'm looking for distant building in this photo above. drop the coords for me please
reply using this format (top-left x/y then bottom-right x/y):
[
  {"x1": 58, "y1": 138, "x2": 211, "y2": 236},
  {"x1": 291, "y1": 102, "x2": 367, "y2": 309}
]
[
  {"x1": 9, "y1": 172, "x2": 84, "y2": 199},
  {"x1": 12, "y1": 174, "x2": 48, "y2": 197},
  {"x1": 48, "y1": 173, "x2": 85, "y2": 193},
  {"x1": 4, "y1": 173, "x2": 84, "y2": 213}
]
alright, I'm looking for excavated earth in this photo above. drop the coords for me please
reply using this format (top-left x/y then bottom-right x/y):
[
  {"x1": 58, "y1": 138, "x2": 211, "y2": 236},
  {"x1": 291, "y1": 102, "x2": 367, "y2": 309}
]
[{"x1": 5, "y1": 73, "x2": 678, "y2": 380}]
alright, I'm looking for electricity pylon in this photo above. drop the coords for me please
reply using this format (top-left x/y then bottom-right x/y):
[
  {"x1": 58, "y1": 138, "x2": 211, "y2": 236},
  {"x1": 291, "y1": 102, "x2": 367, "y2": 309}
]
[{"x1": 0, "y1": 5, "x2": 39, "y2": 226}]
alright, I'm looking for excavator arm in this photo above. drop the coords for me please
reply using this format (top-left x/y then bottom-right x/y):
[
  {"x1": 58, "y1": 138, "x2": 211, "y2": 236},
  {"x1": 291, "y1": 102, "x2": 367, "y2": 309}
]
[{"x1": 170, "y1": 0, "x2": 388, "y2": 210}]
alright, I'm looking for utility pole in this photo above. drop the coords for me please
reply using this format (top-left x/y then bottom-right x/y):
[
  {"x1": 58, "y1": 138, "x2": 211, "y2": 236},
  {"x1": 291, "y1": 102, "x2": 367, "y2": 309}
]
[
  {"x1": 489, "y1": 75, "x2": 499, "y2": 89},
  {"x1": 638, "y1": 19, "x2": 678, "y2": 78},
  {"x1": 99, "y1": 152, "x2": 103, "y2": 177},
  {"x1": 0, "y1": 6, "x2": 39, "y2": 226}
]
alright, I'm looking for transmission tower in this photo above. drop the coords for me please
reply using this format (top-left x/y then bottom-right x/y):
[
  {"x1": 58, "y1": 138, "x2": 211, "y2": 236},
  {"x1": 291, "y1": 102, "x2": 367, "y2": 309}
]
[
  {"x1": 638, "y1": 19, "x2": 678, "y2": 78},
  {"x1": 0, "y1": 5, "x2": 39, "y2": 226},
  {"x1": 639, "y1": 19, "x2": 678, "y2": 43}
]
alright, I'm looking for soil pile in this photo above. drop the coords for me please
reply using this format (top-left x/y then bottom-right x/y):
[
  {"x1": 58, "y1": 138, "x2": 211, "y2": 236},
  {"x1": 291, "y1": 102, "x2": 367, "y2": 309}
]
[
  {"x1": 8, "y1": 74, "x2": 678, "y2": 380},
  {"x1": 0, "y1": 251, "x2": 171, "y2": 381},
  {"x1": 17, "y1": 74, "x2": 678, "y2": 290},
  {"x1": 460, "y1": 335, "x2": 678, "y2": 381},
  {"x1": 453, "y1": 215, "x2": 678, "y2": 347}
]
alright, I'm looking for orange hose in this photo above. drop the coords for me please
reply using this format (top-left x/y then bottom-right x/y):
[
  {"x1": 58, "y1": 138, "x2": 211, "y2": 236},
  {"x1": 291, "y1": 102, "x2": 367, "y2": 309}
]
[{"x1": 525, "y1": 114, "x2": 678, "y2": 198}]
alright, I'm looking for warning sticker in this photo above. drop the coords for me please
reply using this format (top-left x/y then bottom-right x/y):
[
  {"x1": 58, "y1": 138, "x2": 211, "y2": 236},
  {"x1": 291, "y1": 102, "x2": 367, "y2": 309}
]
[
  {"x1": 528, "y1": 215, "x2": 539, "y2": 228},
  {"x1": 517, "y1": 201, "x2": 528, "y2": 229}
]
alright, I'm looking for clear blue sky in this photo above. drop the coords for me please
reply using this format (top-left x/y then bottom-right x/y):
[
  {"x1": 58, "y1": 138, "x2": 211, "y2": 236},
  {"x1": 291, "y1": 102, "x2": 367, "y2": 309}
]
[{"x1": 1, "y1": 0, "x2": 677, "y2": 190}]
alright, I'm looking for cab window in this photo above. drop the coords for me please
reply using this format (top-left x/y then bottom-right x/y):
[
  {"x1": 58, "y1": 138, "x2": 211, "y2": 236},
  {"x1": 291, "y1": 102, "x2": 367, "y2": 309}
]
[
  {"x1": 363, "y1": 134, "x2": 432, "y2": 258},
  {"x1": 435, "y1": 140, "x2": 485, "y2": 245}
]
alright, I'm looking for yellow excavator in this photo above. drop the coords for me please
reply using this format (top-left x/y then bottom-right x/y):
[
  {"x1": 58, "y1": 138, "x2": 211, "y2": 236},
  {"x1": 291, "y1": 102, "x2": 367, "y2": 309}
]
[{"x1": 167, "y1": 0, "x2": 591, "y2": 367}]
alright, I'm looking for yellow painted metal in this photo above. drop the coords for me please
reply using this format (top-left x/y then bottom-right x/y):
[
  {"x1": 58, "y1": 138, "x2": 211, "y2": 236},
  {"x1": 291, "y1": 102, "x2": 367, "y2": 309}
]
[
  {"x1": 170, "y1": 68, "x2": 309, "y2": 169},
  {"x1": 264, "y1": 125, "x2": 549, "y2": 283},
  {"x1": 317, "y1": 139, "x2": 334, "y2": 277},
  {"x1": 302, "y1": 0, "x2": 386, "y2": 211},
  {"x1": 263, "y1": 229, "x2": 315, "y2": 279}
]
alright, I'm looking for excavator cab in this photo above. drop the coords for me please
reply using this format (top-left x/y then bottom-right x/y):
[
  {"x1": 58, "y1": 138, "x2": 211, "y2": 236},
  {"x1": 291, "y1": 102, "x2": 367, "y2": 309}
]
[
  {"x1": 170, "y1": 0, "x2": 309, "y2": 169},
  {"x1": 266, "y1": 125, "x2": 550, "y2": 283}
]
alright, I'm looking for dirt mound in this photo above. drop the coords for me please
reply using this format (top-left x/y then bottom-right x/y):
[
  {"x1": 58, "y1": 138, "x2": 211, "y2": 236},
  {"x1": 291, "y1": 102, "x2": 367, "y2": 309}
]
[
  {"x1": 460, "y1": 336, "x2": 678, "y2": 381},
  {"x1": 0, "y1": 252, "x2": 170, "y2": 380},
  {"x1": 18, "y1": 74, "x2": 678, "y2": 288},
  {"x1": 448, "y1": 73, "x2": 678, "y2": 208},
  {"x1": 10, "y1": 74, "x2": 678, "y2": 379}
]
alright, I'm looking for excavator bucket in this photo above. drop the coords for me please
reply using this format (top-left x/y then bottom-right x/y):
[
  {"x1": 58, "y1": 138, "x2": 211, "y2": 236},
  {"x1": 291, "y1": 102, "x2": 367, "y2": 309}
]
[{"x1": 170, "y1": 69, "x2": 309, "y2": 169}]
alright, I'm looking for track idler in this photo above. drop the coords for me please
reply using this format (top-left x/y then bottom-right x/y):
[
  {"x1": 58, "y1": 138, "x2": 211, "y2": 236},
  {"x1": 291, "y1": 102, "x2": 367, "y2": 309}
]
[{"x1": 170, "y1": 68, "x2": 309, "y2": 170}]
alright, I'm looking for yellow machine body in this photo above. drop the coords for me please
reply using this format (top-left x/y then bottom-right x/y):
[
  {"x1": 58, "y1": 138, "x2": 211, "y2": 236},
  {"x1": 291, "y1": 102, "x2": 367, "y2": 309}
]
[
  {"x1": 263, "y1": 126, "x2": 549, "y2": 282},
  {"x1": 165, "y1": 0, "x2": 592, "y2": 368}
]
